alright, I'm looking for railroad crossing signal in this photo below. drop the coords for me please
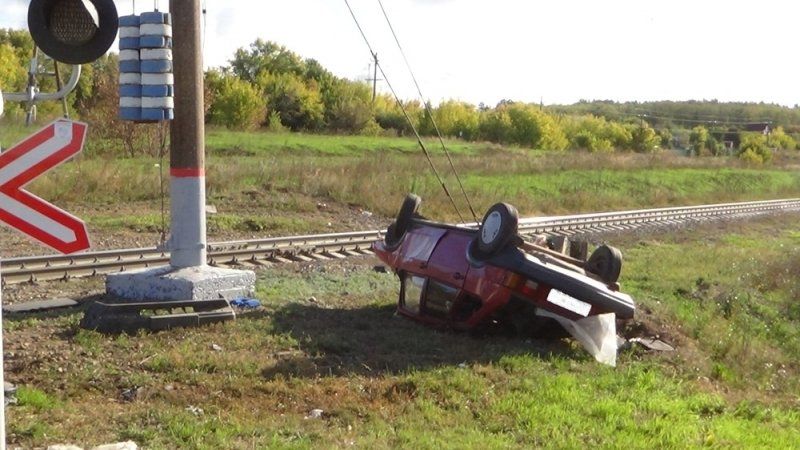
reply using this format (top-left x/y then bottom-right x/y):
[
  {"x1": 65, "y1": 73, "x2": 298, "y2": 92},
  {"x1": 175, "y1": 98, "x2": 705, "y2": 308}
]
[{"x1": 0, "y1": 119, "x2": 91, "y2": 254}]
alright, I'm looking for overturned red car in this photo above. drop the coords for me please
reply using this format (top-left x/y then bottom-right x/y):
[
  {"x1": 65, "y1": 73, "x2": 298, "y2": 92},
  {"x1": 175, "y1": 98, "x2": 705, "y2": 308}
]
[{"x1": 372, "y1": 194, "x2": 635, "y2": 341}]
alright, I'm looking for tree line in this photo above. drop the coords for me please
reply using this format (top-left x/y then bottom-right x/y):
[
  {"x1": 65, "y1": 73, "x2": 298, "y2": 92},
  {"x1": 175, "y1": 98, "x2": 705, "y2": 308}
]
[{"x1": 1, "y1": 30, "x2": 797, "y2": 163}]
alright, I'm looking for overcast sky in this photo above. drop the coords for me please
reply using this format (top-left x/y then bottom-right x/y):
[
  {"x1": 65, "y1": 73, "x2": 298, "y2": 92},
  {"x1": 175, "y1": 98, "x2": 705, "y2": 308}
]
[{"x1": 3, "y1": 0, "x2": 799, "y2": 106}]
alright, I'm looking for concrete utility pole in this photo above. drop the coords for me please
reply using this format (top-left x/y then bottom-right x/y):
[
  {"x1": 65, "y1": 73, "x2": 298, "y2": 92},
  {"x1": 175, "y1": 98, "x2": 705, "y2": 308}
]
[
  {"x1": 107, "y1": 1, "x2": 254, "y2": 301},
  {"x1": 169, "y1": 0, "x2": 206, "y2": 268}
]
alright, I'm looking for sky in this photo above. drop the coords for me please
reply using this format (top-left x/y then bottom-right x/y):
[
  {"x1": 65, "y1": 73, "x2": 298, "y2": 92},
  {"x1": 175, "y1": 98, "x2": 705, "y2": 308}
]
[{"x1": 3, "y1": 0, "x2": 800, "y2": 107}]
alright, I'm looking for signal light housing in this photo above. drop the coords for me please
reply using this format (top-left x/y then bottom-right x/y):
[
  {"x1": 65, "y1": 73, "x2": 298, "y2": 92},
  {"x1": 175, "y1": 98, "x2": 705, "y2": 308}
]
[{"x1": 28, "y1": 0, "x2": 119, "y2": 65}]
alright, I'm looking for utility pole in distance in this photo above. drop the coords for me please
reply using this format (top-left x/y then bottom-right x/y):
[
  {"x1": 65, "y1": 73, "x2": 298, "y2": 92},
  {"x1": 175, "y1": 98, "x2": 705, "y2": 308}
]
[
  {"x1": 372, "y1": 52, "x2": 378, "y2": 103},
  {"x1": 367, "y1": 52, "x2": 382, "y2": 104}
]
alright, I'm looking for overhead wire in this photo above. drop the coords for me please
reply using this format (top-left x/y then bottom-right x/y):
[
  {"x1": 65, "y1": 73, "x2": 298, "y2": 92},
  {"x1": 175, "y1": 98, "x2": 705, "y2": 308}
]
[
  {"x1": 637, "y1": 113, "x2": 773, "y2": 127},
  {"x1": 342, "y1": 0, "x2": 466, "y2": 223},
  {"x1": 630, "y1": 107, "x2": 775, "y2": 123},
  {"x1": 202, "y1": 0, "x2": 207, "y2": 54},
  {"x1": 376, "y1": 0, "x2": 479, "y2": 223}
]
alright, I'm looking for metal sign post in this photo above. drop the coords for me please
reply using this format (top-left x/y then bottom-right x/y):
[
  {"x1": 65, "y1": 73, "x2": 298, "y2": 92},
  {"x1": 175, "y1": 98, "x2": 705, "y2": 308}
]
[
  {"x1": 0, "y1": 120, "x2": 91, "y2": 450},
  {"x1": 1, "y1": 260, "x2": 5, "y2": 449}
]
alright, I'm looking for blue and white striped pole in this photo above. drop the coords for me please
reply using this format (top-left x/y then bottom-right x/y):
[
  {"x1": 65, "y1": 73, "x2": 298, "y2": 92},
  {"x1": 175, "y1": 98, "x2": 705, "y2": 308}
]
[
  {"x1": 118, "y1": 11, "x2": 174, "y2": 122},
  {"x1": 118, "y1": 14, "x2": 142, "y2": 121},
  {"x1": 139, "y1": 11, "x2": 174, "y2": 121}
]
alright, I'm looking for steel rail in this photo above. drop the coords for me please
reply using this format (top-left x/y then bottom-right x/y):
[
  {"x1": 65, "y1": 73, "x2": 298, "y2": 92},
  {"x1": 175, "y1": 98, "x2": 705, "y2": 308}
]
[{"x1": 2, "y1": 198, "x2": 799, "y2": 285}]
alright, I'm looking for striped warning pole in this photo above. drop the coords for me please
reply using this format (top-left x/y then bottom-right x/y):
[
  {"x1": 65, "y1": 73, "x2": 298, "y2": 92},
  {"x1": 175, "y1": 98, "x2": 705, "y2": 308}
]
[
  {"x1": 169, "y1": 0, "x2": 207, "y2": 268},
  {"x1": 118, "y1": 14, "x2": 142, "y2": 121},
  {"x1": 139, "y1": 11, "x2": 175, "y2": 121}
]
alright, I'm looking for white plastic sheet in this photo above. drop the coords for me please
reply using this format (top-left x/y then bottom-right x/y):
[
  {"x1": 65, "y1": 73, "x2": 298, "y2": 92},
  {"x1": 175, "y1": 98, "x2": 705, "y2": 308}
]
[{"x1": 537, "y1": 309, "x2": 619, "y2": 366}]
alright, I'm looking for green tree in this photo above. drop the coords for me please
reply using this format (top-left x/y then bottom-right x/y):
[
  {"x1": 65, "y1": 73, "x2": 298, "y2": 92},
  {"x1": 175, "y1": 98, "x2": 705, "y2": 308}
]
[
  {"x1": 562, "y1": 115, "x2": 622, "y2": 151},
  {"x1": 630, "y1": 124, "x2": 660, "y2": 153},
  {"x1": 689, "y1": 126, "x2": 709, "y2": 156},
  {"x1": 0, "y1": 42, "x2": 25, "y2": 116},
  {"x1": 209, "y1": 75, "x2": 265, "y2": 130},
  {"x1": 479, "y1": 107, "x2": 512, "y2": 143},
  {"x1": 257, "y1": 72, "x2": 324, "y2": 131},
  {"x1": 738, "y1": 133, "x2": 771, "y2": 164},
  {"x1": 230, "y1": 39, "x2": 305, "y2": 82},
  {"x1": 768, "y1": 126, "x2": 797, "y2": 150},
  {"x1": 428, "y1": 100, "x2": 479, "y2": 140},
  {"x1": 0, "y1": 43, "x2": 25, "y2": 91},
  {"x1": 327, "y1": 81, "x2": 375, "y2": 134},
  {"x1": 374, "y1": 95, "x2": 420, "y2": 136},
  {"x1": 505, "y1": 103, "x2": 567, "y2": 150}
]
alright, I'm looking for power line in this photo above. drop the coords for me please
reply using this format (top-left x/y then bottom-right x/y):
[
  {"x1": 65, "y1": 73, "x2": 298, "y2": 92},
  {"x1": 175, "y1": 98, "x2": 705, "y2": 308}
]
[
  {"x1": 637, "y1": 113, "x2": 773, "y2": 127},
  {"x1": 342, "y1": 0, "x2": 465, "y2": 223},
  {"x1": 377, "y1": 0, "x2": 479, "y2": 223}
]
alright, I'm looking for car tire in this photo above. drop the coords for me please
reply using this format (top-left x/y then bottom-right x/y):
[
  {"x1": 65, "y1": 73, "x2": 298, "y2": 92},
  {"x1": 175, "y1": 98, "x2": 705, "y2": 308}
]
[
  {"x1": 585, "y1": 244, "x2": 623, "y2": 284},
  {"x1": 385, "y1": 194, "x2": 421, "y2": 247},
  {"x1": 477, "y1": 202, "x2": 519, "y2": 255}
]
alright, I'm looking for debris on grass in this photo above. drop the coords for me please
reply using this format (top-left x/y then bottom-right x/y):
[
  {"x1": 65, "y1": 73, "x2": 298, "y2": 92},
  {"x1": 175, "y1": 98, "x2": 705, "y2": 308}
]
[
  {"x1": 628, "y1": 337, "x2": 676, "y2": 352},
  {"x1": 305, "y1": 408, "x2": 324, "y2": 420},
  {"x1": 4, "y1": 381, "x2": 17, "y2": 406},
  {"x1": 120, "y1": 387, "x2": 140, "y2": 402},
  {"x1": 186, "y1": 405, "x2": 204, "y2": 416},
  {"x1": 230, "y1": 297, "x2": 261, "y2": 309}
]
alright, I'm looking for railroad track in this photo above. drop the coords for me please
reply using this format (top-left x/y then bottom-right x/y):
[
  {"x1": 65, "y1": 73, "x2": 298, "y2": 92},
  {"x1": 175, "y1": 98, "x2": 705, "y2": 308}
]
[{"x1": 2, "y1": 198, "x2": 799, "y2": 285}]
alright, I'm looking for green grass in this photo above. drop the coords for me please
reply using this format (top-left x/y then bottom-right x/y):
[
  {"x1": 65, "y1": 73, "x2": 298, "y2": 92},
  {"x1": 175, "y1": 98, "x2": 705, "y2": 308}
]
[
  {"x1": 621, "y1": 221, "x2": 800, "y2": 395},
  {"x1": 0, "y1": 119, "x2": 36, "y2": 146},
  {"x1": 5, "y1": 125, "x2": 800, "y2": 234},
  {"x1": 465, "y1": 168, "x2": 800, "y2": 214},
  {"x1": 205, "y1": 128, "x2": 492, "y2": 157},
  {"x1": 20, "y1": 149, "x2": 800, "y2": 233},
  {"x1": 4, "y1": 218, "x2": 800, "y2": 448}
]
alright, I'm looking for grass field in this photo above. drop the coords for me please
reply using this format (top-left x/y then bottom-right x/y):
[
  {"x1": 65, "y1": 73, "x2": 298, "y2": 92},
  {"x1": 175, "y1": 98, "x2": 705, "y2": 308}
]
[
  {"x1": 3, "y1": 125, "x2": 800, "y2": 447},
  {"x1": 205, "y1": 128, "x2": 495, "y2": 157},
  {"x1": 4, "y1": 125, "x2": 799, "y2": 233},
  {"x1": 4, "y1": 216, "x2": 800, "y2": 448}
]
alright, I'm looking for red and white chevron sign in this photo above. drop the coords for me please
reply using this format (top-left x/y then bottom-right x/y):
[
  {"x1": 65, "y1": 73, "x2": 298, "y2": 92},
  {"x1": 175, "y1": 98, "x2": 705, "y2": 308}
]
[{"x1": 0, "y1": 119, "x2": 91, "y2": 254}]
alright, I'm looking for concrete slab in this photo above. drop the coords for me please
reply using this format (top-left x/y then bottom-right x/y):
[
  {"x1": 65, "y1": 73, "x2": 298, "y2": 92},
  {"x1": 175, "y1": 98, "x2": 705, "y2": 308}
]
[
  {"x1": 106, "y1": 265, "x2": 255, "y2": 301},
  {"x1": 3, "y1": 298, "x2": 79, "y2": 314}
]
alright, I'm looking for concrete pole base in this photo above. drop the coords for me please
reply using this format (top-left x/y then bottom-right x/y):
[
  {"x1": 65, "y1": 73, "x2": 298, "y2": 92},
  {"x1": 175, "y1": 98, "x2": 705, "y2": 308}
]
[{"x1": 106, "y1": 265, "x2": 256, "y2": 301}]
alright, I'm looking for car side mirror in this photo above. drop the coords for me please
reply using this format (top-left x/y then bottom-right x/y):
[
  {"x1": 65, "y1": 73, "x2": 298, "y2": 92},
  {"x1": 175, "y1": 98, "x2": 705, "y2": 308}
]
[{"x1": 28, "y1": 0, "x2": 119, "y2": 64}]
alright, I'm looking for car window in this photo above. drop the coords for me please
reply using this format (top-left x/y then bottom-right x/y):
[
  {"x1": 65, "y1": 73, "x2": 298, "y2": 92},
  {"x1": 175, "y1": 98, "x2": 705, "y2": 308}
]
[
  {"x1": 424, "y1": 280, "x2": 459, "y2": 318},
  {"x1": 402, "y1": 274, "x2": 425, "y2": 314}
]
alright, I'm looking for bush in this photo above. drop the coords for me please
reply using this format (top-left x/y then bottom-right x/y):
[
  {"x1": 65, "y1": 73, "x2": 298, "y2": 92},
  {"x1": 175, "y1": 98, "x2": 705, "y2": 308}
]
[
  {"x1": 689, "y1": 126, "x2": 709, "y2": 156},
  {"x1": 326, "y1": 81, "x2": 373, "y2": 134},
  {"x1": 571, "y1": 130, "x2": 613, "y2": 152},
  {"x1": 478, "y1": 108, "x2": 512, "y2": 143},
  {"x1": 739, "y1": 148, "x2": 765, "y2": 164},
  {"x1": 563, "y1": 115, "x2": 624, "y2": 151},
  {"x1": 257, "y1": 72, "x2": 324, "y2": 131},
  {"x1": 505, "y1": 103, "x2": 567, "y2": 150},
  {"x1": 769, "y1": 126, "x2": 797, "y2": 150},
  {"x1": 629, "y1": 124, "x2": 660, "y2": 153},
  {"x1": 738, "y1": 133, "x2": 772, "y2": 164},
  {"x1": 266, "y1": 111, "x2": 287, "y2": 133},
  {"x1": 425, "y1": 100, "x2": 479, "y2": 140},
  {"x1": 374, "y1": 96, "x2": 420, "y2": 136},
  {"x1": 208, "y1": 76, "x2": 265, "y2": 131}
]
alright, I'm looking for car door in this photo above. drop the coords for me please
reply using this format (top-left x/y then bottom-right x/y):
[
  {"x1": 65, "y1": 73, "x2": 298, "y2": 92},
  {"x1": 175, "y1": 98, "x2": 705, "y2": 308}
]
[
  {"x1": 417, "y1": 229, "x2": 473, "y2": 319},
  {"x1": 425, "y1": 229, "x2": 472, "y2": 288}
]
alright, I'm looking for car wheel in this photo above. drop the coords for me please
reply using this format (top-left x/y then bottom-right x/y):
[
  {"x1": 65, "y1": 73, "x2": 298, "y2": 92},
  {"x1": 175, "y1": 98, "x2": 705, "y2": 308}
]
[
  {"x1": 477, "y1": 202, "x2": 519, "y2": 255},
  {"x1": 585, "y1": 244, "x2": 623, "y2": 284},
  {"x1": 385, "y1": 194, "x2": 421, "y2": 247}
]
